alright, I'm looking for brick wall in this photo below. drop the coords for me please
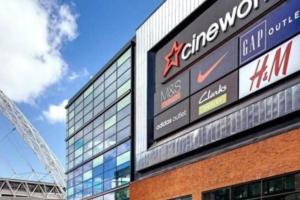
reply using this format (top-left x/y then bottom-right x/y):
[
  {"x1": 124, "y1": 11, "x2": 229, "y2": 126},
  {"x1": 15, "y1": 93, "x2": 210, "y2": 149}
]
[{"x1": 130, "y1": 128, "x2": 300, "y2": 200}]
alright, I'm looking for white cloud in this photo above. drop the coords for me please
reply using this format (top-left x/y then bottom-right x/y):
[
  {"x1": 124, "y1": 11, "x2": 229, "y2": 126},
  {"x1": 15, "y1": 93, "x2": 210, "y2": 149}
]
[
  {"x1": 0, "y1": 0, "x2": 78, "y2": 103},
  {"x1": 43, "y1": 99, "x2": 68, "y2": 124},
  {"x1": 68, "y1": 67, "x2": 90, "y2": 81}
]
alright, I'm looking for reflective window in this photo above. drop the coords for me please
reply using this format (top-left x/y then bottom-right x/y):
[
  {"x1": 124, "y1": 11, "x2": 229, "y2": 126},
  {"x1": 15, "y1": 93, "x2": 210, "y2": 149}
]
[
  {"x1": 117, "y1": 80, "x2": 131, "y2": 98},
  {"x1": 66, "y1": 48, "x2": 132, "y2": 200},
  {"x1": 203, "y1": 173, "x2": 300, "y2": 200},
  {"x1": 66, "y1": 48, "x2": 132, "y2": 136},
  {"x1": 67, "y1": 141, "x2": 131, "y2": 199},
  {"x1": 67, "y1": 95, "x2": 131, "y2": 170},
  {"x1": 116, "y1": 188, "x2": 129, "y2": 200}
]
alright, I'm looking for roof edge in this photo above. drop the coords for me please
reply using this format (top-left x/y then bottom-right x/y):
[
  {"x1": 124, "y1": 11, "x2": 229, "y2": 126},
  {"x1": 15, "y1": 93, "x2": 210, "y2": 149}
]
[{"x1": 66, "y1": 37, "x2": 136, "y2": 109}]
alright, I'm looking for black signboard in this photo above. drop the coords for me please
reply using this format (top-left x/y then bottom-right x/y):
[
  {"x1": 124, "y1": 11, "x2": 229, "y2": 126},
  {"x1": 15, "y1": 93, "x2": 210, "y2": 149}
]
[
  {"x1": 154, "y1": 99, "x2": 189, "y2": 140},
  {"x1": 154, "y1": 0, "x2": 283, "y2": 84},
  {"x1": 154, "y1": 71, "x2": 190, "y2": 115},
  {"x1": 190, "y1": 39, "x2": 238, "y2": 94},
  {"x1": 190, "y1": 72, "x2": 238, "y2": 122}
]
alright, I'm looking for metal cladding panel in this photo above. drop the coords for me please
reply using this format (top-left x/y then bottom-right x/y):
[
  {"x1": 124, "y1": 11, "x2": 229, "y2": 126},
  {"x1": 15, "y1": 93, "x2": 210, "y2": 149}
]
[
  {"x1": 137, "y1": 82, "x2": 300, "y2": 170},
  {"x1": 135, "y1": 0, "x2": 206, "y2": 164}
]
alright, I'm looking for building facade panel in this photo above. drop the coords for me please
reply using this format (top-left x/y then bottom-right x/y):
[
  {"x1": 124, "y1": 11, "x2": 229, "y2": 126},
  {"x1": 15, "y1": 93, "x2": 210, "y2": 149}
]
[
  {"x1": 65, "y1": 43, "x2": 134, "y2": 200},
  {"x1": 135, "y1": 0, "x2": 206, "y2": 156}
]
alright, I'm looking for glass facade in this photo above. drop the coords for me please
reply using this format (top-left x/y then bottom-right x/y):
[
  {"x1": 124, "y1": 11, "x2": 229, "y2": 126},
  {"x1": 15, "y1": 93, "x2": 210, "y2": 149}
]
[
  {"x1": 203, "y1": 172, "x2": 300, "y2": 200},
  {"x1": 66, "y1": 47, "x2": 133, "y2": 200}
]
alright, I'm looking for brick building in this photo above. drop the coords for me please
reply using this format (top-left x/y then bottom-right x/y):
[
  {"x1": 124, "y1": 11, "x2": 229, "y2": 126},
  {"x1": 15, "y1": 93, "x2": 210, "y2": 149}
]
[{"x1": 131, "y1": 0, "x2": 300, "y2": 199}]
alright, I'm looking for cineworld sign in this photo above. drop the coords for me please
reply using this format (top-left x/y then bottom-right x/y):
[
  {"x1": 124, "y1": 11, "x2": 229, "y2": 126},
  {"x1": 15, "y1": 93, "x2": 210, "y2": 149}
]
[
  {"x1": 240, "y1": 0, "x2": 300, "y2": 64},
  {"x1": 240, "y1": 33, "x2": 300, "y2": 98},
  {"x1": 154, "y1": 0, "x2": 282, "y2": 84}
]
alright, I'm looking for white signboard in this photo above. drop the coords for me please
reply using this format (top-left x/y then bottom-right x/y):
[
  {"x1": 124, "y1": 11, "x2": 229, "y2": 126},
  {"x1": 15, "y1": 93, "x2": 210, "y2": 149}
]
[{"x1": 239, "y1": 34, "x2": 300, "y2": 98}]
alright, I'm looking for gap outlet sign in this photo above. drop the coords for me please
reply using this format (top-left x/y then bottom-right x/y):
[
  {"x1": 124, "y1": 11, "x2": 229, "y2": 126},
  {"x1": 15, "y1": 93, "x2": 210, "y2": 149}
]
[
  {"x1": 190, "y1": 72, "x2": 238, "y2": 122},
  {"x1": 240, "y1": 0, "x2": 300, "y2": 65},
  {"x1": 190, "y1": 39, "x2": 238, "y2": 94},
  {"x1": 154, "y1": 0, "x2": 283, "y2": 84},
  {"x1": 240, "y1": 33, "x2": 300, "y2": 98}
]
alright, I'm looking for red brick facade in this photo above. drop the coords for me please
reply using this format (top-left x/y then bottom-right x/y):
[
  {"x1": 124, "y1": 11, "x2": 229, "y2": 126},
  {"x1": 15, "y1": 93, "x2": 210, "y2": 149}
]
[{"x1": 130, "y1": 128, "x2": 300, "y2": 200}]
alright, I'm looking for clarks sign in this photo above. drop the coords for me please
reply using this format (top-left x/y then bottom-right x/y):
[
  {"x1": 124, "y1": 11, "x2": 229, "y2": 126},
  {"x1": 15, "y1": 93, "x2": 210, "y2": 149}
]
[
  {"x1": 191, "y1": 72, "x2": 238, "y2": 122},
  {"x1": 155, "y1": 0, "x2": 282, "y2": 84}
]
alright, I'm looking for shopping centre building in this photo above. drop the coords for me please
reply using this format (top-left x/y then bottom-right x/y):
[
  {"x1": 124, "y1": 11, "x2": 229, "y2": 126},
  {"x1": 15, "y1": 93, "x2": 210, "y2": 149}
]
[
  {"x1": 66, "y1": 0, "x2": 300, "y2": 199},
  {"x1": 132, "y1": 0, "x2": 300, "y2": 199}
]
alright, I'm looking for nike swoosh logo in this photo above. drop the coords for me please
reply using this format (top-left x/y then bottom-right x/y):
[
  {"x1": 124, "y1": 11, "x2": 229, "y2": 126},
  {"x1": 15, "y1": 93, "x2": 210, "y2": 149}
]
[{"x1": 197, "y1": 52, "x2": 228, "y2": 83}]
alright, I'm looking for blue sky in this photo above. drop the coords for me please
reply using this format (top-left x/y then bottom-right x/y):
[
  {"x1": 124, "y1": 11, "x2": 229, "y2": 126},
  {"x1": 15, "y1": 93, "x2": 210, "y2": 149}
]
[{"x1": 0, "y1": 0, "x2": 162, "y2": 181}]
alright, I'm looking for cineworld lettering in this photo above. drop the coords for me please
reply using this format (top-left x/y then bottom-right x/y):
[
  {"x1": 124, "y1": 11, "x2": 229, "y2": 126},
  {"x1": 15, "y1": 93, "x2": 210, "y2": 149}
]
[
  {"x1": 240, "y1": 34, "x2": 300, "y2": 98},
  {"x1": 181, "y1": 0, "x2": 260, "y2": 61},
  {"x1": 240, "y1": 0, "x2": 300, "y2": 64}
]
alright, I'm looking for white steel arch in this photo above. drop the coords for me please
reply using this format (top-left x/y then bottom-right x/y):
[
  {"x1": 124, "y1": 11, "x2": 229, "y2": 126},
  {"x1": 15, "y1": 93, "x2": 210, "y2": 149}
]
[{"x1": 0, "y1": 91, "x2": 65, "y2": 197}]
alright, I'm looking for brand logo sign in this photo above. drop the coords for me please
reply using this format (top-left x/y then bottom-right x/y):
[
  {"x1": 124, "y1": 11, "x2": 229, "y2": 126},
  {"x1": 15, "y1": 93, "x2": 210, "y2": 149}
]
[
  {"x1": 240, "y1": 34, "x2": 300, "y2": 98},
  {"x1": 154, "y1": 71, "x2": 190, "y2": 115},
  {"x1": 155, "y1": 0, "x2": 281, "y2": 83},
  {"x1": 190, "y1": 72, "x2": 238, "y2": 122},
  {"x1": 154, "y1": 99, "x2": 189, "y2": 140},
  {"x1": 190, "y1": 39, "x2": 238, "y2": 94},
  {"x1": 240, "y1": 0, "x2": 300, "y2": 65}
]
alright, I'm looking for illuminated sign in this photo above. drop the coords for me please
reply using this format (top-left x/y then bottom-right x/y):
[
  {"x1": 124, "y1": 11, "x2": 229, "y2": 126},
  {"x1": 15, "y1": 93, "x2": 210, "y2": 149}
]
[
  {"x1": 240, "y1": 0, "x2": 300, "y2": 64},
  {"x1": 190, "y1": 72, "x2": 238, "y2": 122},
  {"x1": 239, "y1": 34, "x2": 300, "y2": 98}
]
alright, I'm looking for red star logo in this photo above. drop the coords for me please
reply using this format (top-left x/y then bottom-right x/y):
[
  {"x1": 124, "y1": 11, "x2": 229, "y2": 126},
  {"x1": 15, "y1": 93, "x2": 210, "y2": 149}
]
[{"x1": 163, "y1": 41, "x2": 184, "y2": 77}]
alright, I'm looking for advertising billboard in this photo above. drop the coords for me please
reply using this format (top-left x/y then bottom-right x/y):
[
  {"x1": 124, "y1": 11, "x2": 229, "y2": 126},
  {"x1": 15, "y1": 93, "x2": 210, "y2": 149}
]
[
  {"x1": 154, "y1": 71, "x2": 190, "y2": 115},
  {"x1": 151, "y1": 0, "x2": 292, "y2": 140},
  {"x1": 154, "y1": 0, "x2": 282, "y2": 84},
  {"x1": 240, "y1": 33, "x2": 300, "y2": 98},
  {"x1": 190, "y1": 39, "x2": 238, "y2": 94},
  {"x1": 190, "y1": 72, "x2": 238, "y2": 122},
  {"x1": 154, "y1": 99, "x2": 190, "y2": 139},
  {"x1": 240, "y1": 0, "x2": 300, "y2": 64},
  {"x1": 138, "y1": 0, "x2": 300, "y2": 171}
]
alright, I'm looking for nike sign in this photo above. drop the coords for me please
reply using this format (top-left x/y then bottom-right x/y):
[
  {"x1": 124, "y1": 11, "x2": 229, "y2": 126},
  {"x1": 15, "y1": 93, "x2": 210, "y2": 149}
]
[
  {"x1": 197, "y1": 52, "x2": 228, "y2": 83},
  {"x1": 191, "y1": 38, "x2": 238, "y2": 94}
]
